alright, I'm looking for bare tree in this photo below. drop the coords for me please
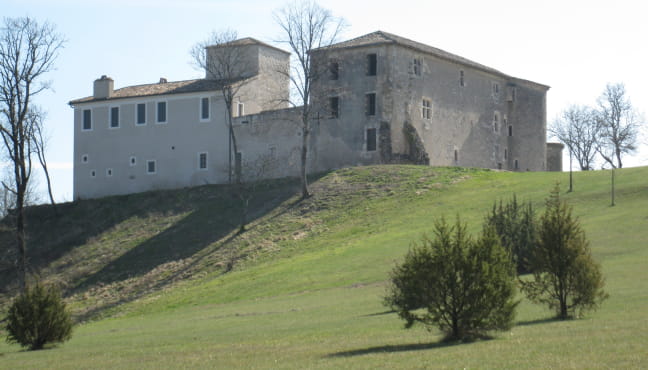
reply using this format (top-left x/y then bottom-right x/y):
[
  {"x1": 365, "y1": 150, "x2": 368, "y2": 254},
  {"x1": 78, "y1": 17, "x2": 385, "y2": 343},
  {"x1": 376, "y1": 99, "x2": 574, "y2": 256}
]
[
  {"x1": 550, "y1": 105, "x2": 599, "y2": 171},
  {"x1": 596, "y1": 83, "x2": 643, "y2": 169},
  {"x1": 235, "y1": 152, "x2": 277, "y2": 234},
  {"x1": 27, "y1": 106, "x2": 56, "y2": 208},
  {"x1": 191, "y1": 29, "x2": 253, "y2": 184},
  {"x1": 0, "y1": 17, "x2": 64, "y2": 290},
  {"x1": 275, "y1": 0, "x2": 345, "y2": 198}
]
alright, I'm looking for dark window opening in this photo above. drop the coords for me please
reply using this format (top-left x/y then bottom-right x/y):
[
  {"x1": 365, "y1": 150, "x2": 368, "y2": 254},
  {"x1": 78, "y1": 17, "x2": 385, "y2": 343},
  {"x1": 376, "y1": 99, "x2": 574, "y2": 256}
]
[
  {"x1": 110, "y1": 107, "x2": 119, "y2": 128},
  {"x1": 201, "y1": 97, "x2": 209, "y2": 120},
  {"x1": 199, "y1": 153, "x2": 207, "y2": 169},
  {"x1": 514, "y1": 159, "x2": 519, "y2": 170},
  {"x1": 329, "y1": 61, "x2": 339, "y2": 80},
  {"x1": 157, "y1": 102, "x2": 166, "y2": 123},
  {"x1": 137, "y1": 103, "x2": 146, "y2": 124},
  {"x1": 147, "y1": 160, "x2": 156, "y2": 174},
  {"x1": 330, "y1": 97, "x2": 339, "y2": 118},
  {"x1": 367, "y1": 54, "x2": 377, "y2": 76},
  {"x1": 508, "y1": 125, "x2": 513, "y2": 136},
  {"x1": 366, "y1": 93, "x2": 376, "y2": 116},
  {"x1": 366, "y1": 128, "x2": 377, "y2": 151},
  {"x1": 83, "y1": 109, "x2": 92, "y2": 130},
  {"x1": 454, "y1": 149, "x2": 459, "y2": 162},
  {"x1": 413, "y1": 58, "x2": 421, "y2": 76},
  {"x1": 504, "y1": 149, "x2": 508, "y2": 160},
  {"x1": 460, "y1": 70, "x2": 465, "y2": 87}
]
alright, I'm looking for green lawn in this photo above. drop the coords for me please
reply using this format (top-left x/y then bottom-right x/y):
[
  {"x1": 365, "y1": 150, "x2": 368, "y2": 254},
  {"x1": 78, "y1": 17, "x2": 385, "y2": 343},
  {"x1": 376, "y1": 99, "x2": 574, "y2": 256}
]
[{"x1": 1, "y1": 166, "x2": 647, "y2": 368}]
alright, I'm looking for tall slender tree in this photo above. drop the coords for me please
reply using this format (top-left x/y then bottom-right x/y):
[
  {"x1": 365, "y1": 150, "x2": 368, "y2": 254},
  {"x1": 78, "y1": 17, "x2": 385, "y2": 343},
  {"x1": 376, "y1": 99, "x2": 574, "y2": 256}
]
[
  {"x1": 0, "y1": 17, "x2": 64, "y2": 290},
  {"x1": 274, "y1": 0, "x2": 345, "y2": 198}
]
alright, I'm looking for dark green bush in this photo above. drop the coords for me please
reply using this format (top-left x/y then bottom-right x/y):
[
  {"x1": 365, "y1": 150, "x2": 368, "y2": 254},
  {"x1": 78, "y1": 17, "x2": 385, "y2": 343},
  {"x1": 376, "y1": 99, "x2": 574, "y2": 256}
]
[
  {"x1": 484, "y1": 195, "x2": 537, "y2": 274},
  {"x1": 384, "y1": 217, "x2": 518, "y2": 342},
  {"x1": 5, "y1": 282, "x2": 73, "y2": 350},
  {"x1": 521, "y1": 185, "x2": 608, "y2": 319}
]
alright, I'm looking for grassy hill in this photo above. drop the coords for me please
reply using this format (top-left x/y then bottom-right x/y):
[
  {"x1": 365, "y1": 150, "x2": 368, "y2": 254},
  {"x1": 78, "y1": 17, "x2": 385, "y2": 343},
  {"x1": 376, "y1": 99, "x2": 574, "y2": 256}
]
[{"x1": 1, "y1": 165, "x2": 647, "y2": 368}]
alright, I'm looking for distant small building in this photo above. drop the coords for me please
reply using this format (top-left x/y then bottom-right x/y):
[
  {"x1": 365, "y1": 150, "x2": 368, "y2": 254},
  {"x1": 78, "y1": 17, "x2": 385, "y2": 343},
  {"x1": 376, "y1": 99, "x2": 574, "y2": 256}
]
[{"x1": 69, "y1": 31, "x2": 559, "y2": 200}]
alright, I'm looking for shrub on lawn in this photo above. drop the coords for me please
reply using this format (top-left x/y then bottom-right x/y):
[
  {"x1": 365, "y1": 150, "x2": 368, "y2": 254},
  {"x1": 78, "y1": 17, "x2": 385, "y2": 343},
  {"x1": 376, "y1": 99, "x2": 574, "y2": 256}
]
[
  {"x1": 384, "y1": 217, "x2": 518, "y2": 342},
  {"x1": 5, "y1": 282, "x2": 73, "y2": 350}
]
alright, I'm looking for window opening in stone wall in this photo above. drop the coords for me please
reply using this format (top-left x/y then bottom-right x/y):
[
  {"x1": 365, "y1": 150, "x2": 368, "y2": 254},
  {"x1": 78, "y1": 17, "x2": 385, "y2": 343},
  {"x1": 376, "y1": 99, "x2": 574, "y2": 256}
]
[
  {"x1": 367, "y1": 53, "x2": 377, "y2": 76},
  {"x1": 156, "y1": 102, "x2": 167, "y2": 123},
  {"x1": 508, "y1": 125, "x2": 513, "y2": 136},
  {"x1": 147, "y1": 160, "x2": 156, "y2": 174},
  {"x1": 330, "y1": 61, "x2": 339, "y2": 80},
  {"x1": 365, "y1": 93, "x2": 376, "y2": 116},
  {"x1": 83, "y1": 109, "x2": 92, "y2": 130},
  {"x1": 136, "y1": 103, "x2": 146, "y2": 125},
  {"x1": 90, "y1": 170, "x2": 96, "y2": 178},
  {"x1": 421, "y1": 99, "x2": 431, "y2": 119},
  {"x1": 130, "y1": 156, "x2": 136, "y2": 166},
  {"x1": 454, "y1": 149, "x2": 459, "y2": 162},
  {"x1": 201, "y1": 97, "x2": 210, "y2": 120},
  {"x1": 237, "y1": 102, "x2": 244, "y2": 117},
  {"x1": 366, "y1": 128, "x2": 377, "y2": 151},
  {"x1": 106, "y1": 168, "x2": 113, "y2": 177},
  {"x1": 413, "y1": 58, "x2": 421, "y2": 76},
  {"x1": 494, "y1": 83, "x2": 499, "y2": 94},
  {"x1": 82, "y1": 154, "x2": 88, "y2": 163},
  {"x1": 514, "y1": 159, "x2": 519, "y2": 170},
  {"x1": 460, "y1": 70, "x2": 465, "y2": 87},
  {"x1": 493, "y1": 112, "x2": 499, "y2": 132},
  {"x1": 198, "y1": 152, "x2": 208, "y2": 170},
  {"x1": 504, "y1": 148, "x2": 508, "y2": 160},
  {"x1": 110, "y1": 107, "x2": 119, "y2": 128},
  {"x1": 330, "y1": 96, "x2": 339, "y2": 118}
]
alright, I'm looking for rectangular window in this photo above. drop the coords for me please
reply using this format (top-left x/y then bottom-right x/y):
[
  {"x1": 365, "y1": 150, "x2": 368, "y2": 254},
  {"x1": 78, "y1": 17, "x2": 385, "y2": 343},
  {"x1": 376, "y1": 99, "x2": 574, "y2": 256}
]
[
  {"x1": 367, "y1": 54, "x2": 377, "y2": 76},
  {"x1": 329, "y1": 61, "x2": 339, "y2": 80},
  {"x1": 422, "y1": 99, "x2": 431, "y2": 119},
  {"x1": 129, "y1": 156, "x2": 137, "y2": 166},
  {"x1": 147, "y1": 160, "x2": 156, "y2": 174},
  {"x1": 110, "y1": 107, "x2": 119, "y2": 128},
  {"x1": 106, "y1": 168, "x2": 113, "y2": 177},
  {"x1": 493, "y1": 112, "x2": 499, "y2": 133},
  {"x1": 508, "y1": 125, "x2": 513, "y2": 137},
  {"x1": 460, "y1": 70, "x2": 465, "y2": 87},
  {"x1": 413, "y1": 58, "x2": 421, "y2": 76},
  {"x1": 156, "y1": 101, "x2": 167, "y2": 123},
  {"x1": 200, "y1": 97, "x2": 210, "y2": 121},
  {"x1": 82, "y1": 109, "x2": 92, "y2": 130},
  {"x1": 365, "y1": 93, "x2": 376, "y2": 116},
  {"x1": 514, "y1": 159, "x2": 519, "y2": 170},
  {"x1": 198, "y1": 152, "x2": 208, "y2": 170},
  {"x1": 82, "y1": 154, "x2": 89, "y2": 163},
  {"x1": 366, "y1": 128, "x2": 377, "y2": 152},
  {"x1": 136, "y1": 103, "x2": 146, "y2": 125},
  {"x1": 330, "y1": 97, "x2": 339, "y2": 118},
  {"x1": 237, "y1": 102, "x2": 244, "y2": 117}
]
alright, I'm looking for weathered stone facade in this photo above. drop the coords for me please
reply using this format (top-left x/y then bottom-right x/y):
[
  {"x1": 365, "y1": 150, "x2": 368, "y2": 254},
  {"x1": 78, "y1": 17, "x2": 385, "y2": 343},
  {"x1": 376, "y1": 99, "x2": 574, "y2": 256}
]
[{"x1": 70, "y1": 32, "x2": 559, "y2": 199}]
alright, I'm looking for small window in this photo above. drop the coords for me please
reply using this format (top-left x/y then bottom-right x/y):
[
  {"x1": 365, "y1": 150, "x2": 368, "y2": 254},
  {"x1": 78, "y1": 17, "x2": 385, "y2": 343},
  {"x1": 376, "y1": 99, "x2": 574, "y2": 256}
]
[
  {"x1": 147, "y1": 160, "x2": 156, "y2": 174},
  {"x1": 329, "y1": 97, "x2": 339, "y2": 118},
  {"x1": 365, "y1": 93, "x2": 376, "y2": 116},
  {"x1": 106, "y1": 168, "x2": 113, "y2": 177},
  {"x1": 129, "y1": 156, "x2": 136, "y2": 167},
  {"x1": 508, "y1": 125, "x2": 513, "y2": 137},
  {"x1": 514, "y1": 159, "x2": 519, "y2": 170},
  {"x1": 109, "y1": 107, "x2": 119, "y2": 128},
  {"x1": 329, "y1": 61, "x2": 339, "y2": 80},
  {"x1": 90, "y1": 170, "x2": 96, "y2": 178},
  {"x1": 454, "y1": 149, "x2": 459, "y2": 162},
  {"x1": 156, "y1": 101, "x2": 167, "y2": 123},
  {"x1": 82, "y1": 109, "x2": 92, "y2": 130},
  {"x1": 200, "y1": 97, "x2": 210, "y2": 121},
  {"x1": 493, "y1": 112, "x2": 499, "y2": 133},
  {"x1": 413, "y1": 58, "x2": 421, "y2": 76},
  {"x1": 237, "y1": 102, "x2": 244, "y2": 117},
  {"x1": 460, "y1": 70, "x2": 465, "y2": 87},
  {"x1": 82, "y1": 154, "x2": 89, "y2": 163},
  {"x1": 367, "y1": 54, "x2": 377, "y2": 76},
  {"x1": 198, "y1": 152, "x2": 208, "y2": 170},
  {"x1": 136, "y1": 103, "x2": 146, "y2": 125},
  {"x1": 504, "y1": 148, "x2": 508, "y2": 160},
  {"x1": 421, "y1": 99, "x2": 431, "y2": 119},
  {"x1": 366, "y1": 128, "x2": 377, "y2": 152},
  {"x1": 494, "y1": 83, "x2": 500, "y2": 94}
]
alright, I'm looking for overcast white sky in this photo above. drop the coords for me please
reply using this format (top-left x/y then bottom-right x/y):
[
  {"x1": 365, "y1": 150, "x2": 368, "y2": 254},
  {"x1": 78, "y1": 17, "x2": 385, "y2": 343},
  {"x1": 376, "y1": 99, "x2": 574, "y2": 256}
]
[{"x1": 4, "y1": 0, "x2": 647, "y2": 202}]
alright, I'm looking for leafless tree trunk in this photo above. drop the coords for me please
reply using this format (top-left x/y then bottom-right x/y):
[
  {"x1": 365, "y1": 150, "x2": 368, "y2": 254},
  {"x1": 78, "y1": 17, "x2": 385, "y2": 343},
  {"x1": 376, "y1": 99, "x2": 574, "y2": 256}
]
[
  {"x1": 27, "y1": 107, "x2": 56, "y2": 209},
  {"x1": 596, "y1": 83, "x2": 643, "y2": 169},
  {"x1": 0, "y1": 17, "x2": 64, "y2": 291},
  {"x1": 275, "y1": 0, "x2": 345, "y2": 199},
  {"x1": 550, "y1": 105, "x2": 600, "y2": 171},
  {"x1": 235, "y1": 153, "x2": 277, "y2": 234},
  {"x1": 191, "y1": 29, "x2": 253, "y2": 185}
]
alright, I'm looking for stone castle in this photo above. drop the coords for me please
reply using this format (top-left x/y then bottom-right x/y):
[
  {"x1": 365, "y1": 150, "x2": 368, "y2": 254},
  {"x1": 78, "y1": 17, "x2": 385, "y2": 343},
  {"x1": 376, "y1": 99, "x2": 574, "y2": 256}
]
[{"x1": 69, "y1": 31, "x2": 562, "y2": 200}]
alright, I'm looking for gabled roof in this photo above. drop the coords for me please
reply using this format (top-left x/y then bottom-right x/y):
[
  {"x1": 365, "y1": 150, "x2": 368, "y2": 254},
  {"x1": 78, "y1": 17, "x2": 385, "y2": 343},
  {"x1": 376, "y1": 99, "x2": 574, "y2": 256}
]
[
  {"x1": 69, "y1": 77, "x2": 248, "y2": 105},
  {"x1": 315, "y1": 31, "x2": 548, "y2": 89}
]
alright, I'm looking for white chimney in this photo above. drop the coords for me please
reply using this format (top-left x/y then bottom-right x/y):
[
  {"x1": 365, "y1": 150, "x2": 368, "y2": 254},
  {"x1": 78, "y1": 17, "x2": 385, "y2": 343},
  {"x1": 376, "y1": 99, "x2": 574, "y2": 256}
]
[{"x1": 93, "y1": 75, "x2": 114, "y2": 99}]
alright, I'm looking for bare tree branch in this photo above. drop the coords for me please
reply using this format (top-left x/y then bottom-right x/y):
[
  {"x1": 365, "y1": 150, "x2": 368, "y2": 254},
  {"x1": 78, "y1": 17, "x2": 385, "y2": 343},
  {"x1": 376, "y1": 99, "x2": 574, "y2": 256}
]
[{"x1": 550, "y1": 105, "x2": 600, "y2": 171}]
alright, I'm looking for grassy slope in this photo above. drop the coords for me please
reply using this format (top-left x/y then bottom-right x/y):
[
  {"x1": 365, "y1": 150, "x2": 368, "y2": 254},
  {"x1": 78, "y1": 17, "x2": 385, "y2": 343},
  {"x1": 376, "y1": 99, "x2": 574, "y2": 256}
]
[{"x1": 1, "y1": 165, "x2": 647, "y2": 368}]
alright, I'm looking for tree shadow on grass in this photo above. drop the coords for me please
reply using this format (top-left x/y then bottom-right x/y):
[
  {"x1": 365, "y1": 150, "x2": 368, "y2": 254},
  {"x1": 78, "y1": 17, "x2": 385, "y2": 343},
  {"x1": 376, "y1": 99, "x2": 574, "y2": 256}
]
[
  {"x1": 516, "y1": 317, "x2": 561, "y2": 326},
  {"x1": 327, "y1": 340, "x2": 464, "y2": 358}
]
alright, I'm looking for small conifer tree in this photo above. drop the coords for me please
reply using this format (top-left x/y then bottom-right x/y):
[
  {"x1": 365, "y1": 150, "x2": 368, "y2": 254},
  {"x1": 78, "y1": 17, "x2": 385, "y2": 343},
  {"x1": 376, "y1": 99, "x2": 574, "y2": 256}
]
[
  {"x1": 384, "y1": 218, "x2": 518, "y2": 342},
  {"x1": 521, "y1": 185, "x2": 608, "y2": 319},
  {"x1": 5, "y1": 282, "x2": 73, "y2": 350}
]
